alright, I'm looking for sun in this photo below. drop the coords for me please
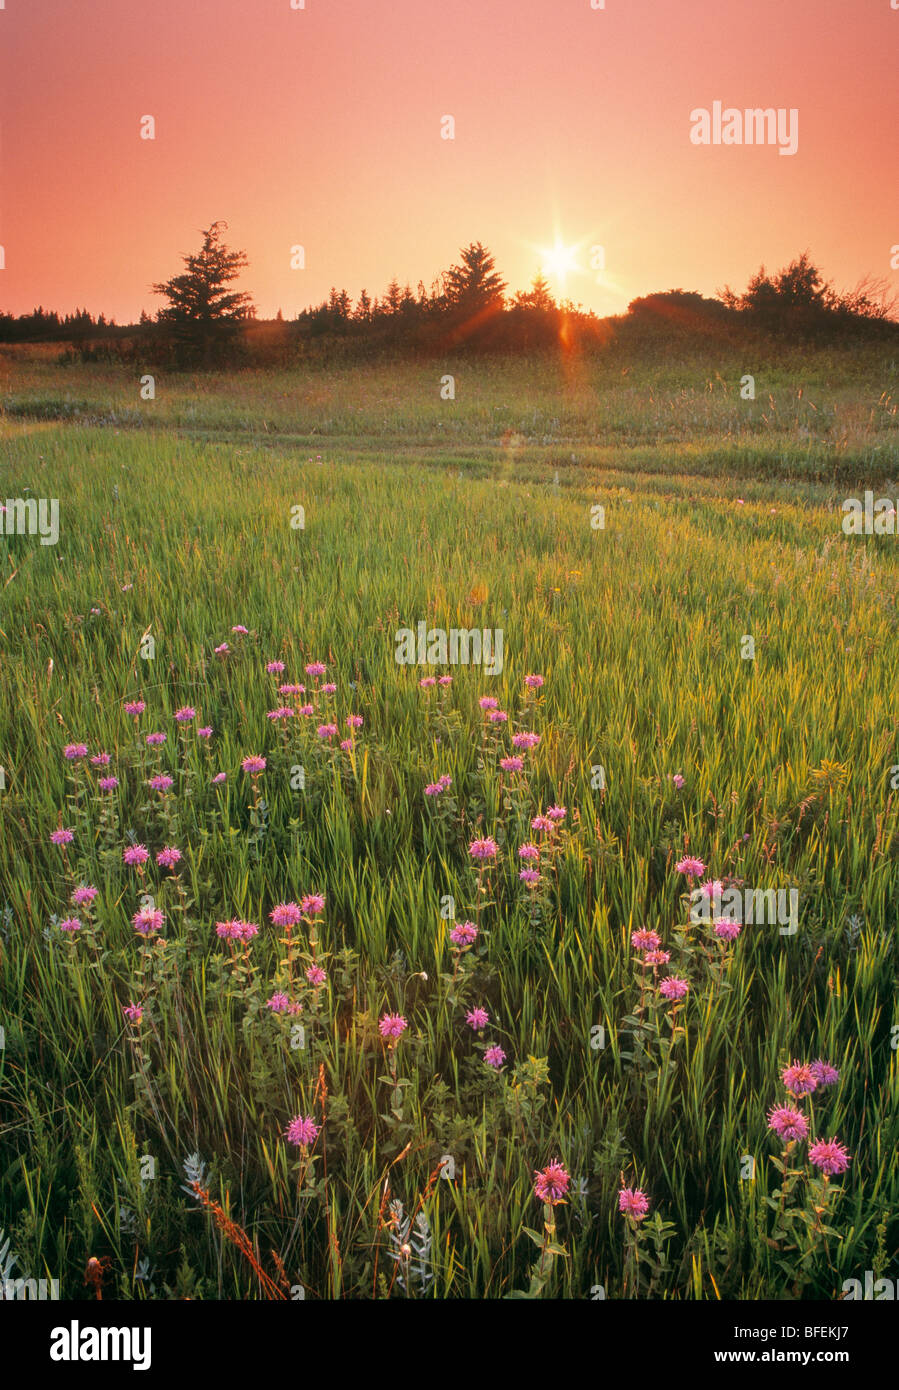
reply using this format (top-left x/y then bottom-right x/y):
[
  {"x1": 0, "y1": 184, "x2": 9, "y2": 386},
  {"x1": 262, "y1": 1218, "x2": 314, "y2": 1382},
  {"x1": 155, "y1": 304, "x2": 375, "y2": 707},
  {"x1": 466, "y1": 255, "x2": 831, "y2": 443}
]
[{"x1": 540, "y1": 239, "x2": 580, "y2": 285}]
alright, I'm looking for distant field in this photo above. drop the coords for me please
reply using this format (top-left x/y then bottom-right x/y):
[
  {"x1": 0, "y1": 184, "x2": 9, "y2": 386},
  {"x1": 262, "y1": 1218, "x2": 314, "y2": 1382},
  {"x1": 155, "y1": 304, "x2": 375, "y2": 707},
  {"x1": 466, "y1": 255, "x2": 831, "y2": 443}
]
[{"x1": 0, "y1": 348, "x2": 897, "y2": 1299}]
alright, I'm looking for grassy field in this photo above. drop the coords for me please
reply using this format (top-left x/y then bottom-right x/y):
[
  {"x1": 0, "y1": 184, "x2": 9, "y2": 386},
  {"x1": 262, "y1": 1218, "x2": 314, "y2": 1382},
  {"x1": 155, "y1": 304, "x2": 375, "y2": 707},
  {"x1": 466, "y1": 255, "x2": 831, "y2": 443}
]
[{"x1": 0, "y1": 343, "x2": 897, "y2": 1300}]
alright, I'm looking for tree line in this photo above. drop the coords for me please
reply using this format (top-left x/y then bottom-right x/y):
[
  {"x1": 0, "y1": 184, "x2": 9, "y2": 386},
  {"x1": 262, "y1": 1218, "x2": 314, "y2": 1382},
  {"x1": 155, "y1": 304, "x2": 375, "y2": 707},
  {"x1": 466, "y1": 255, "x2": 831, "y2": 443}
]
[{"x1": 1, "y1": 224, "x2": 896, "y2": 366}]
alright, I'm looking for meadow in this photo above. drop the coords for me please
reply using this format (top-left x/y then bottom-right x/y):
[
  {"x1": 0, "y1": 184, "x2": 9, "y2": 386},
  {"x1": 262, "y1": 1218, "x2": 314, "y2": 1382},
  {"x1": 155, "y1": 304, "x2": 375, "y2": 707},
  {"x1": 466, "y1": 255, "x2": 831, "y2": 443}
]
[{"x1": 0, "y1": 340, "x2": 897, "y2": 1300}]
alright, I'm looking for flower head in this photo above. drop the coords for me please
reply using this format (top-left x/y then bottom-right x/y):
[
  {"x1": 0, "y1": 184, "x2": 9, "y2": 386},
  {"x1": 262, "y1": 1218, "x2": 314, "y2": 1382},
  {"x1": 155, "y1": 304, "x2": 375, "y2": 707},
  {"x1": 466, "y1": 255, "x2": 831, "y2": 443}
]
[
  {"x1": 286, "y1": 1115, "x2": 320, "y2": 1147},
  {"x1": 671, "y1": 773, "x2": 685, "y2": 789},
  {"x1": 266, "y1": 992, "x2": 291, "y2": 1012},
  {"x1": 346, "y1": 714, "x2": 363, "y2": 729},
  {"x1": 517, "y1": 843, "x2": 540, "y2": 861},
  {"x1": 466, "y1": 1007, "x2": 489, "y2": 1030},
  {"x1": 72, "y1": 885, "x2": 98, "y2": 906},
  {"x1": 212, "y1": 772, "x2": 227, "y2": 785},
  {"x1": 524, "y1": 674, "x2": 544, "y2": 689},
  {"x1": 618, "y1": 1187, "x2": 650, "y2": 1221},
  {"x1": 267, "y1": 661, "x2": 286, "y2": 674},
  {"x1": 631, "y1": 928, "x2": 661, "y2": 952},
  {"x1": 534, "y1": 1160, "x2": 570, "y2": 1206},
  {"x1": 305, "y1": 965, "x2": 327, "y2": 986},
  {"x1": 511, "y1": 732, "x2": 541, "y2": 750},
  {"x1": 767, "y1": 1105, "x2": 809, "y2": 1143},
  {"x1": 242, "y1": 755, "x2": 266, "y2": 775},
  {"x1": 484, "y1": 1045, "x2": 506, "y2": 1069},
  {"x1": 63, "y1": 743, "x2": 88, "y2": 760},
  {"x1": 808, "y1": 1139, "x2": 851, "y2": 1176},
  {"x1": 145, "y1": 732, "x2": 166, "y2": 746},
  {"x1": 149, "y1": 774, "x2": 174, "y2": 793},
  {"x1": 546, "y1": 805, "x2": 566, "y2": 822},
  {"x1": 714, "y1": 918, "x2": 741, "y2": 941},
  {"x1": 198, "y1": 726, "x2": 212, "y2": 739},
  {"x1": 124, "y1": 700, "x2": 145, "y2": 717},
  {"x1": 469, "y1": 837, "x2": 499, "y2": 860},
  {"x1": 156, "y1": 846, "x2": 182, "y2": 870},
  {"x1": 50, "y1": 828, "x2": 74, "y2": 845},
  {"x1": 98, "y1": 776, "x2": 119, "y2": 791},
  {"x1": 478, "y1": 696, "x2": 499, "y2": 710},
  {"x1": 519, "y1": 869, "x2": 540, "y2": 885},
  {"x1": 810, "y1": 1060, "x2": 839, "y2": 1088},
  {"x1": 782, "y1": 1061, "x2": 817, "y2": 1098},
  {"x1": 450, "y1": 921, "x2": 478, "y2": 947},
  {"x1": 300, "y1": 893, "x2": 325, "y2": 916},
  {"x1": 174, "y1": 706, "x2": 196, "y2": 722},
  {"x1": 305, "y1": 662, "x2": 326, "y2": 677},
  {"x1": 123, "y1": 844, "x2": 149, "y2": 866},
  {"x1": 378, "y1": 1013, "x2": 408, "y2": 1040},
  {"x1": 316, "y1": 723, "x2": 338, "y2": 739},
  {"x1": 500, "y1": 756, "x2": 524, "y2": 772},
  {"x1": 132, "y1": 906, "x2": 164, "y2": 935},
  {"x1": 90, "y1": 752, "x2": 111, "y2": 767},
  {"x1": 675, "y1": 856, "x2": 705, "y2": 878},
  {"x1": 59, "y1": 917, "x2": 82, "y2": 933},
  {"x1": 270, "y1": 902, "x2": 303, "y2": 927},
  {"x1": 659, "y1": 976, "x2": 689, "y2": 1001},
  {"x1": 419, "y1": 676, "x2": 436, "y2": 688},
  {"x1": 122, "y1": 1002, "x2": 143, "y2": 1023}
]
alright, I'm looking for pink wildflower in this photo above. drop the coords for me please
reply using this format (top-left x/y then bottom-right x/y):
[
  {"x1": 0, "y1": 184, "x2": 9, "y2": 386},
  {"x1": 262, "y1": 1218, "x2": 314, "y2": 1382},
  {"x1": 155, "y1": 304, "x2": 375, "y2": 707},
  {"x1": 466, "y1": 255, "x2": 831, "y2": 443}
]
[
  {"x1": 534, "y1": 1160, "x2": 570, "y2": 1205},
  {"x1": 631, "y1": 928, "x2": 661, "y2": 952},
  {"x1": 767, "y1": 1105, "x2": 809, "y2": 1143},
  {"x1": 286, "y1": 1115, "x2": 320, "y2": 1147},
  {"x1": 618, "y1": 1188, "x2": 650, "y2": 1221},
  {"x1": 808, "y1": 1139, "x2": 851, "y2": 1176},
  {"x1": 378, "y1": 1013, "x2": 407, "y2": 1040},
  {"x1": 782, "y1": 1061, "x2": 818, "y2": 1098},
  {"x1": 270, "y1": 903, "x2": 303, "y2": 927},
  {"x1": 659, "y1": 977, "x2": 689, "y2": 1001},
  {"x1": 132, "y1": 906, "x2": 164, "y2": 935}
]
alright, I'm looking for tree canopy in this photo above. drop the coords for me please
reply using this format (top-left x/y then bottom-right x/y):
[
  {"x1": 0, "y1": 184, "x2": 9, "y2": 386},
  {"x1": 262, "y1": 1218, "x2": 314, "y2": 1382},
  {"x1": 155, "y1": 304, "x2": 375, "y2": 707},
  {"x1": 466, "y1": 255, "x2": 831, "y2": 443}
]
[{"x1": 151, "y1": 221, "x2": 254, "y2": 364}]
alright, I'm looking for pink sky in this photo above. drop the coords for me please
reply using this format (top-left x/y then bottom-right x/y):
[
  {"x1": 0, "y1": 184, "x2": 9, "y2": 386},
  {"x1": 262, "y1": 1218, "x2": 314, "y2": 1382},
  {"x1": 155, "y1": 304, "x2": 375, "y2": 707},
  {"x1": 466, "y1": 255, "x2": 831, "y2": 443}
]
[{"x1": 1, "y1": 0, "x2": 896, "y2": 322}]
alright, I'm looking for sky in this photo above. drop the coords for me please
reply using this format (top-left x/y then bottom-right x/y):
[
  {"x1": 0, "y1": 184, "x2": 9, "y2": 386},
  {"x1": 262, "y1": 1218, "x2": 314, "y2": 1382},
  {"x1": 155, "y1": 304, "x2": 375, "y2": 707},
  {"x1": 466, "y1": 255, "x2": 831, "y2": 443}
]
[{"x1": 1, "y1": 0, "x2": 897, "y2": 322}]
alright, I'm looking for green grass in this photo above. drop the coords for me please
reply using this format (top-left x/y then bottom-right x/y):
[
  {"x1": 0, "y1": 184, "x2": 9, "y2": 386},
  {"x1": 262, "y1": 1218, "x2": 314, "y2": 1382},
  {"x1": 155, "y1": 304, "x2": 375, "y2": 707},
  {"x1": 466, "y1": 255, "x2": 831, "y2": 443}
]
[{"x1": 0, "y1": 346, "x2": 897, "y2": 1300}]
